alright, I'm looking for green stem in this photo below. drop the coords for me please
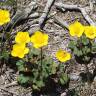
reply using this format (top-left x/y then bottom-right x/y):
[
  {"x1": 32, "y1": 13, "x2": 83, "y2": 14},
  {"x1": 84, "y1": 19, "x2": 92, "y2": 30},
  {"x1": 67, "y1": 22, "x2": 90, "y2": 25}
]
[
  {"x1": 58, "y1": 62, "x2": 65, "y2": 74},
  {"x1": 41, "y1": 48, "x2": 43, "y2": 71}
]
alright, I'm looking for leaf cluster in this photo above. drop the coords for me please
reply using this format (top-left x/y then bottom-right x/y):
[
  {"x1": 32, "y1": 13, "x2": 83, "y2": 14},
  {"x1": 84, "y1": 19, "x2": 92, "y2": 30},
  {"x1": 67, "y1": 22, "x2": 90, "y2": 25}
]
[
  {"x1": 0, "y1": 49, "x2": 9, "y2": 60},
  {"x1": 68, "y1": 35, "x2": 96, "y2": 64},
  {"x1": 16, "y1": 48, "x2": 69, "y2": 90}
]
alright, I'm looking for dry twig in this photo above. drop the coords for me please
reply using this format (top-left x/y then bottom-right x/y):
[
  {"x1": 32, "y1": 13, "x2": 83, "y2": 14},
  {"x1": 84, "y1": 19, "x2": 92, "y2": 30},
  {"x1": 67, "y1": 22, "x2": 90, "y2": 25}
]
[
  {"x1": 0, "y1": 86, "x2": 19, "y2": 96},
  {"x1": 6, "y1": 1, "x2": 38, "y2": 29},
  {"x1": 54, "y1": 17, "x2": 69, "y2": 30},
  {"x1": 55, "y1": 2, "x2": 96, "y2": 26},
  {"x1": 4, "y1": 81, "x2": 18, "y2": 88},
  {"x1": 39, "y1": 0, "x2": 55, "y2": 29}
]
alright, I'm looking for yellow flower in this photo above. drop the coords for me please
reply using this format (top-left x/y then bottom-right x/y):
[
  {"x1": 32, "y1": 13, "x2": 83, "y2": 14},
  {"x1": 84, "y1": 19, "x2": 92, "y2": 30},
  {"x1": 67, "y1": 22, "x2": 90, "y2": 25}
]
[
  {"x1": 84, "y1": 26, "x2": 96, "y2": 39},
  {"x1": 15, "y1": 32, "x2": 30, "y2": 44},
  {"x1": 11, "y1": 44, "x2": 29, "y2": 58},
  {"x1": 56, "y1": 49, "x2": 71, "y2": 62},
  {"x1": 31, "y1": 31, "x2": 48, "y2": 48},
  {"x1": 0, "y1": 9, "x2": 10, "y2": 26},
  {"x1": 69, "y1": 21, "x2": 84, "y2": 37}
]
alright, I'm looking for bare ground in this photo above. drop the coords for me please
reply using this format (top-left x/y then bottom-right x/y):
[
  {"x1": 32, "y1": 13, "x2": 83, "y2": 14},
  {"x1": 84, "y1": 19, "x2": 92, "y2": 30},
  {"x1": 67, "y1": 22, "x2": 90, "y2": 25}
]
[{"x1": 0, "y1": 0, "x2": 96, "y2": 96}]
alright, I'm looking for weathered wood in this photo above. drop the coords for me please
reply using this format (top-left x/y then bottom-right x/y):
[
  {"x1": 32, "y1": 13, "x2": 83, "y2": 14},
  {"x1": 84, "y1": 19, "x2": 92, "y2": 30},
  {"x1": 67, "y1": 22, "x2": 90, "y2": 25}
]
[
  {"x1": 55, "y1": 2, "x2": 96, "y2": 26},
  {"x1": 39, "y1": 0, "x2": 55, "y2": 29},
  {"x1": 54, "y1": 17, "x2": 69, "y2": 30},
  {"x1": 6, "y1": 1, "x2": 38, "y2": 29}
]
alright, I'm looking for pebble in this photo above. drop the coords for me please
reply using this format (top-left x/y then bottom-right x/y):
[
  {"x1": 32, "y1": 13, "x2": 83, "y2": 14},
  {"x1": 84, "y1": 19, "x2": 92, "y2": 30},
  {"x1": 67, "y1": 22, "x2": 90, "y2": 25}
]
[
  {"x1": 94, "y1": 76, "x2": 96, "y2": 82},
  {"x1": 70, "y1": 73, "x2": 79, "y2": 81},
  {"x1": 60, "y1": 92, "x2": 67, "y2": 96}
]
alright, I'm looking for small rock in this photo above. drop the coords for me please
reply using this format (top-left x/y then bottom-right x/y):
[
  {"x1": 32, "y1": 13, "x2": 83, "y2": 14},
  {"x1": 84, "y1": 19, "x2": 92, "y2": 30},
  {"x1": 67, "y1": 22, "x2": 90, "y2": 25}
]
[
  {"x1": 80, "y1": 65, "x2": 86, "y2": 72},
  {"x1": 70, "y1": 73, "x2": 79, "y2": 81},
  {"x1": 94, "y1": 76, "x2": 96, "y2": 82},
  {"x1": 60, "y1": 92, "x2": 67, "y2": 96}
]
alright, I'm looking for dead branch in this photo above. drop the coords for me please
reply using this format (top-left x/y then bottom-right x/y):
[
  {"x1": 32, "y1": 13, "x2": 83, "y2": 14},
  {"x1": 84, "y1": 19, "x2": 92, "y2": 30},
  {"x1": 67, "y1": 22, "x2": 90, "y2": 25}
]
[
  {"x1": 28, "y1": 12, "x2": 39, "y2": 19},
  {"x1": 39, "y1": 0, "x2": 55, "y2": 29},
  {"x1": 0, "y1": 86, "x2": 19, "y2": 96},
  {"x1": 4, "y1": 81, "x2": 18, "y2": 88},
  {"x1": 6, "y1": 1, "x2": 38, "y2": 29},
  {"x1": 55, "y1": 2, "x2": 96, "y2": 26},
  {"x1": 54, "y1": 17, "x2": 69, "y2": 30}
]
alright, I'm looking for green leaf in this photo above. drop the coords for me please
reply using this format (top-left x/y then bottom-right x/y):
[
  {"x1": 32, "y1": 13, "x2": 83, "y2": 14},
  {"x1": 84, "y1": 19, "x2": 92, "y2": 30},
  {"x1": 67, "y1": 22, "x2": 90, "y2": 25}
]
[
  {"x1": 86, "y1": 48, "x2": 91, "y2": 53},
  {"x1": 82, "y1": 46, "x2": 91, "y2": 54},
  {"x1": 51, "y1": 63, "x2": 58, "y2": 74},
  {"x1": 16, "y1": 60, "x2": 24, "y2": 66},
  {"x1": 82, "y1": 47, "x2": 86, "y2": 54},
  {"x1": 92, "y1": 42, "x2": 96, "y2": 53},
  {"x1": 84, "y1": 56, "x2": 90, "y2": 62},
  {"x1": 0, "y1": 50, "x2": 9, "y2": 60},
  {"x1": 29, "y1": 47, "x2": 41, "y2": 56},
  {"x1": 59, "y1": 78, "x2": 65, "y2": 85},
  {"x1": 32, "y1": 70, "x2": 39, "y2": 78},
  {"x1": 17, "y1": 74, "x2": 29, "y2": 84},
  {"x1": 69, "y1": 89, "x2": 79, "y2": 96},
  {"x1": 36, "y1": 80, "x2": 45, "y2": 88},
  {"x1": 42, "y1": 57, "x2": 57, "y2": 75},
  {"x1": 16, "y1": 60, "x2": 25, "y2": 71},
  {"x1": 32, "y1": 84, "x2": 39, "y2": 90},
  {"x1": 42, "y1": 70, "x2": 48, "y2": 78},
  {"x1": 81, "y1": 35, "x2": 89, "y2": 45},
  {"x1": 59, "y1": 63, "x2": 65, "y2": 72},
  {"x1": 68, "y1": 41, "x2": 77, "y2": 49},
  {"x1": 44, "y1": 57, "x2": 53, "y2": 65},
  {"x1": 59, "y1": 73, "x2": 69, "y2": 85},
  {"x1": 73, "y1": 48, "x2": 82, "y2": 56}
]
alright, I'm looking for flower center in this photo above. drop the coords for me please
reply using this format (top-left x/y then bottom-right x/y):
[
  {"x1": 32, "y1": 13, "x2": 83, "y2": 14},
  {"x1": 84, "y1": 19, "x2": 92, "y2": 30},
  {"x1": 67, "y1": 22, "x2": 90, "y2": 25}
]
[{"x1": 60, "y1": 52, "x2": 67, "y2": 58}]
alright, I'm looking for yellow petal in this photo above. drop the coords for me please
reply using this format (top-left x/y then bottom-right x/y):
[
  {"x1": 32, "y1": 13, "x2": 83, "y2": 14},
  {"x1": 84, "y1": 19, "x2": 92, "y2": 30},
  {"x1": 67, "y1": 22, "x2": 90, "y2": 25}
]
[
  {"x1": 15, "y1": 32, "x2": 30, "y2": 44},
  {"x1": 56, "y1": 49, "x2": 71, "y2": 62},
  {"x1": 24, "y1": 48, "x2": 29, "y2": 54},
  {"x1": 18, "y1": 53, "x2": 25, "y2": 58},
  {"x1": 31, "y1": 31, "x2": 48, "y2": 48},
  {"x1": 13, "y1": 43, "x2": 25, "y2": 50},
  {"x1": 84, "y1": 26, "x2": 96, "y2": 39},
  {"x1": 44, "y1": 34, "x2": 48, "y2": 41},
  {"x1": 33, "y1": 44, "x2": 39, "y2": 49},
  {"x1": 62, "y1": 53, "x2": 71, "y2": 62},
  {"x1": 11, "y1": 43, "x2": 27, "y2": 58},
  {"x1": 31, "y1": 35, "x2": 36, "y2": 42},
  {"x1": 0, "y1": 9, "x2": 10, "y2": 26},
  {"x1": 69, "y1": 21, "x2": 84, "y2": 37},
  {"x1": 11, "y1": 50, "x2": 17, "y2": 57}
]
